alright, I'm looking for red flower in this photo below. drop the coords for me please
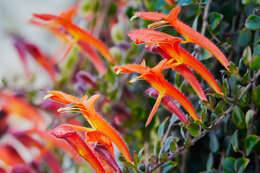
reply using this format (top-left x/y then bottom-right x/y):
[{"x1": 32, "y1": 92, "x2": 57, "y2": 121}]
[
  {"x1": 46, "y1": 91, "x2": 133, "y2": 163},
  {"x1": 128, "y1": 29, "x2": 223, "y2": 95},
  {"x1": 31, "y1": 5, "x2": 116, "y2": 74},
  {"x1": 115, "y1": 60, "x2": 201, "y2": 126},
  {"x1": 134, "y1": 6, "x2": 230, "y2": 70}
]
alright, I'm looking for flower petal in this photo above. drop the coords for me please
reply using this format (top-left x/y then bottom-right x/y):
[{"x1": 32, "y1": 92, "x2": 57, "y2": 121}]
[
  {"x1": 162, "y1": 45, "x2": 223, "y2": 95},
  {"x1": 79, "y1": 95, "x2": 133, "y2": 163},
  {"x1": 47, "y1": 92, "x2": 133, "y2": 163},
  {"x1": 43, "y1": 152, "x2": 63, "y2": 173},
  {"x1": 0, "y1": 91, "x2": 45, "y2": 128},
  {"x1": 162, "y1": 79, "x2": 201, "y2": 121},
  {"x1": 128, "y1": 29, "x2": 181, "y2": 45},
  {"x1": 86, "y1": 131, "x2": 114, "y2": 158},
  {"x1": 167, "y1": 7, "x2": 230, "y2": 70},
  {"x1": 134, "y1": 12, "x2": 167, "y2": 21},
  {"x1": 51, "y1": 125, "x2": 106, "y2": 173},
  {"x1": 173, "y1": 64, "x2": 208, "y2": 101},
  {"x1": 145, "y1": 91, "x2": 164, "y2": 126},
  {"x1": 47, "y1": 91, "x2": 81, "y2": 104},
  {"x1": 0, "y1": 145, "x2": 25, "y2": 166},
  {"x1": 25, "y1": 43, "x2": 57, "y2": 82},
  {"x1": 145, "y1": 88, "x2": 189, "y2": 123},
  {"x1": 78, "y1": 40, "x2": 107, "y2": 75},
  {"x1": 114, "y1": 64, "x2": 149, "y2": 74},
  {"x1": 94, "y1": 144, "x2": 122, "y2": 173}
]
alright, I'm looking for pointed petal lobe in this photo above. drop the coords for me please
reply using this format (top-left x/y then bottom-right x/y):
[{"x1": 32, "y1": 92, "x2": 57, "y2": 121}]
[
  {"x1": 145, "y1": 92, "x2": 164, "y2": 126},
  {"x1": 134, "y1": 12, "x2": 167, "y2": 21},
  {"x1": 145, "y1": 88, "x2": 188, "y2": 123},
  {"x1": 173, "y1": 64, "x2": 208, "y2": 101}
]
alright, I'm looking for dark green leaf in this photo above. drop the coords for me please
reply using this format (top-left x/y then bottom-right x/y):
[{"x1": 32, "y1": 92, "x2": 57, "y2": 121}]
[
  {"x1": 188, "y1": 123, "x2": 200, "y2": 137},
  {"x1": 245, "y1": 110, "x2": 255, "y2": 128},
  {"x1": 253, "y1": 44, "x2": 260, "y2": 56},
  {"x1": 158, "y1": 118, "x2": 169, "y2": 138},
  {"x1": 206, "y1": 153, "x2": 214, "y2": 170},
  {"x1": 245, "y1": 15, "x2": 260, "y2": 30},
  {"x1": 232, "y1": 106, "x2": 245, "y2": 129},
  {"x1": 253, "y1": 86, "x2": 260, "y2": 107},
  {"x1": 164, "y1": 136, "x2": 175, "y2": 152},
  {"x1": 223, "y1": 157, "x2": 235, "y2": 173},
  {"x1": 231, "y1": 130, "x2": 239, "y2": 152},
  {"x1": 238, "y1": 28, "x2": 252, "y2": 47},
  {"x1": 250, "y1": 55, "x2": 260, "y2": 70},
  {"x1": 245, "y1": 134, "x2": 259, "y2": 156},
  {"x1": 209, "y1": 132, "x2": 219, "y2": 153},
  {"x1": 208, "y1": 12, "x2": 224, "y2": 30},
  {"x1": 242, "y1": 47, "x2": 252, "y2": 66},
  {"x1": 215, "y1": 100, "x2": 225, "y2": 115},
  {"x1": 234, "y1": 157, "x2": 249, "y2": 173}
]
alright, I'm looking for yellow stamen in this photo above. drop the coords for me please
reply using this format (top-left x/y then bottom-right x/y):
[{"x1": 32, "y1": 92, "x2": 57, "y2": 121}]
[
  {"x1": 129, "y1": 75, "x2": 144, "y2": 83},
  {"x1": 148, "y1": 20, "x2": 170, "y2": 29}
]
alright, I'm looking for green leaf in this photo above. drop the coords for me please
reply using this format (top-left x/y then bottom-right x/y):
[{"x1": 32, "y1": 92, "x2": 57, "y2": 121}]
[
  {"x1": 176, "y1": 0, "x2": 194, "y2": 6},
  {"x1": 245, "y1": 134, "x2": 259, "y2": 156},
  {"x1": 231, "y1": 130, "x2": 239, "y2": 152},
  {"x1": 245, "y1": 109, "x2": 255, "y2": 128},
  {"x1": 206, "y1": 153, "x2": 214, "y2": 170},
  {"x1": 164, "y1": 136, "x2": 175, "y2": 152},
  {"x1": 250, "y1": 55, "x2": 260, "y2": 70},
  {"x1": 232, "y1": 106, "x2": 245, "y2": 129},
  {"x1": 242, "y1": 46, "x2": 252, "y2": 66},
  {"x1": 208, "y1": 12, "x2": 224, "y2": 30},
  {"x1": 158, "y1": 118, "x2": 168, "y2": 138},
  {"x1": 253, "y1": 86, "x2": 260, "y2": 107},
  {"x1": 234, "y1": 158, "x2": 249, "y2": 173},
  {"x1": 245, "y1": 15, "x2": 260, "y2": 30},
  {"x1": 239, "y1": 28, "x2": 252, "y2": 47},
  {"x1": 162, "y1": 161, "x2": 177, "y2": 173},
  {"x1": 215, "y1": 100, "x2": 225, "y2": 115},
  {"x1": 223, "y1": 157, "x2": 236, "y2": 173},
  {"x1": 188, "y1": 123, "x2": 200, "y2": 137},
  {"x1": 199, "y1": 49, "x2": 212, "y2": 61},
  {"x1": 209, "y1": 132, "x2": 219, "y2": 153},
  {"x1": 253, "y1": 44, "x2": 260, "y2": 56},
  {"x1": 242, "y1": 0, "x2": 251, "y2": 4}
]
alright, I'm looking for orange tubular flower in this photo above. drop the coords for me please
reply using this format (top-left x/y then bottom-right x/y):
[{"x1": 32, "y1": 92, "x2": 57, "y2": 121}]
[
  {"x1": 145, "y1": 87, "x2": 189, "y2": 123},
  {"x1": 10, "y1": 34, "x2": 57, "y2": 81},
  {"x1": 0, "y1": 145, "x2": 25, "y2": 167},
  {"x1": 25, "y1": 43, "x2": 57, "y2": 82},
  {"x1": 128, "y1": 29, "x2": 223, "y2": 95},
  {"x1": 31, "y1": 6, "x2": 116, "y2": 67},
  {"x1": 134, "y1": 6, "x2": 230, "y2": 70},
  {"x1": 0, "y1": 91, "x2": 45, "y2": 128},
  {"x1": 51, "y1": 125, "x2": 106, "y2": 173},
  {"x1": 46, "y1": 91, "x2": 133, "y2": 163},
  {"x1": 114, "y1": 60, "x2": 201, "y2": 126},
  {"x1": 51, "y1": 124, "x2": 122, "y2": 173},
  {"x1": 148, "y1": 46, "x2": 207, "y2": 101}
]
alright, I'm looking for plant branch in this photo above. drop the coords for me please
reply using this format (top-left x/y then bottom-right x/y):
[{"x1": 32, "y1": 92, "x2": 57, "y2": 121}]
[{"x1": 148, "y1": 69, "x2": 260, "y2": 172}]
